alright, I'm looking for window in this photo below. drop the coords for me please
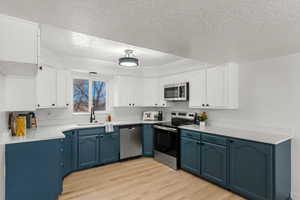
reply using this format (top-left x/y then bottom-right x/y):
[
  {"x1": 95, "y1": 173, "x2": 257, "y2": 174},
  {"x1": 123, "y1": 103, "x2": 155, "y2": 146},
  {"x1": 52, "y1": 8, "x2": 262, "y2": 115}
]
[{"x1": 73, "y1": 79, "x2": 107, "y2": 113}]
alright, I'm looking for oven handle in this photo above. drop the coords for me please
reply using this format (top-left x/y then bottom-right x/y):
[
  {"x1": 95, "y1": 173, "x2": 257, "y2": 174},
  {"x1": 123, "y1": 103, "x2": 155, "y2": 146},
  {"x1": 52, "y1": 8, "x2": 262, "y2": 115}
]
[{"x1": 153, "y1": 125, "x2": 178, "y2": 133}]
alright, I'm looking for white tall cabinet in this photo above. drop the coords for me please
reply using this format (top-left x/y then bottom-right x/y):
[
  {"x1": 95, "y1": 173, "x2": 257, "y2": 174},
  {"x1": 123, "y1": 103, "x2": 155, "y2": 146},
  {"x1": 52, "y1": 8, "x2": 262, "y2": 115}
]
[
  {"x1": 36, "y1": 66, "x2": 71, "y2": 109},
  {"x1": 0, "y1": 14, "x2": 39, "y2": 64}
]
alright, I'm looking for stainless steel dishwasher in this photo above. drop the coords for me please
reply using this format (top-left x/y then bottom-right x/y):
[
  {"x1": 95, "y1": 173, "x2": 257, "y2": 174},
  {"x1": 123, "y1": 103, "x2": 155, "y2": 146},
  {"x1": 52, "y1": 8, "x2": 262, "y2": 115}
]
[{"x1": 120, "y1": 125, "x2": 142, "y2": 159}]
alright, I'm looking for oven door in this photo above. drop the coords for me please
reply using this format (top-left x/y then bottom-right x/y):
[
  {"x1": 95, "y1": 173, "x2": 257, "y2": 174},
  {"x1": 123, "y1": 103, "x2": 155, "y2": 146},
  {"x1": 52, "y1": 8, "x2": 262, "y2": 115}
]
[{"x1": 153, "y1": 125, "x2": 179, "y2": 158}]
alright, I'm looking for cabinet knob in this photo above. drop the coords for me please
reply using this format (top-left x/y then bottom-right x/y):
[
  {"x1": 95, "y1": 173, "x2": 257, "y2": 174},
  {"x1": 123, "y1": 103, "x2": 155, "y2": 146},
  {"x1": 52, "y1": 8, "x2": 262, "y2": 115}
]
[
  {"x1": 39, "y1": 66, "x2": 43, "y2": 70},
  {"x1": 66, "y1": 104, "x2": 69, "y2": 106},
  {"x1": 132, "y1": 104, "x2": 135, "y2": 106},
  {"x1": 202, "y1": 104, "x2": 205, "y2": 107},
  {"x1": 229, "y1": 140, "x2": 234, "y2": 143},
  {"x1": 206, "y1": 104, "x2": 209, "y2": 107},
  {"x1": 37, "y1": 104, "x2": 40, "y2": 107},
  {"x1": 196, "y1": 142, "x2": 201, "y2": 145},
  {"x1": 129, "y1": 104, "x2": 131, "y2": 106},
  {"x1": 52, "y1": 104, "x2": 55, "y2": 106}
]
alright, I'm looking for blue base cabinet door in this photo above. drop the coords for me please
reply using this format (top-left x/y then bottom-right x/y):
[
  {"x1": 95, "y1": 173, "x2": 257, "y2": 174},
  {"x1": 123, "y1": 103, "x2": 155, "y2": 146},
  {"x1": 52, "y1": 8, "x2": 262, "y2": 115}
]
[
  {"x1": 143, "y1": 125, "x2": 154, "y2": 157},
  {"x1": 6, "y1": 139, "x2": 63, "y2": 200},
  {"x1": 99, "y1": 132, "x2": 120, "y2": 164},
  {"x1": 201, "y1": 142, "x2": 227, "y2": 186},
  {"x1": 180, "y1": 137, "x2": 201, "y2": 176},
  {"x1": 63, "y1": 131, "x2": 73, "y2": 177},
  {"x1": 78, "y1": 135, "x2": 99, "y2": 169},
  {"x1": 229, "y1": 139, "x2": 273, "y2": 200}
]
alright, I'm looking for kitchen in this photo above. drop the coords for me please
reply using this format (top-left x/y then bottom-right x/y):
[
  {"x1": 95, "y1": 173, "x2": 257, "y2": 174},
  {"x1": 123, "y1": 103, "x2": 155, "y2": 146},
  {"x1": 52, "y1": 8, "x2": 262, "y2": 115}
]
[{"x1": 0, "y1": 1, "x2": 299, "y2": 200}]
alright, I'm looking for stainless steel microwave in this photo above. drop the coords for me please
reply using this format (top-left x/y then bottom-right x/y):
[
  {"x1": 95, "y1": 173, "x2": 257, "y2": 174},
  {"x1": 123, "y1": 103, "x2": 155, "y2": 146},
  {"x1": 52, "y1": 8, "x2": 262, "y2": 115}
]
[{"x1": 164, "y1": 82, "x2": 189, "y2": 101}]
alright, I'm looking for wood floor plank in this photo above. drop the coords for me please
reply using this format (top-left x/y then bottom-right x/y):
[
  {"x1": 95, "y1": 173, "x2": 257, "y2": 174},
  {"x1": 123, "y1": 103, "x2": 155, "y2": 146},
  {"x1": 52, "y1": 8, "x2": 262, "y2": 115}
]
[{"x1": 59, "y1": 158, "x2": 245, "y2": 200}]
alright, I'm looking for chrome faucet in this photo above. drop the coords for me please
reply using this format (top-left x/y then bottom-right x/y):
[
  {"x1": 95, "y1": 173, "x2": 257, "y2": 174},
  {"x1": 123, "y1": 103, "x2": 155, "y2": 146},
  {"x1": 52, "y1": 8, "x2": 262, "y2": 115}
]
[{"x1": 90, "y1": 105, "x2": 96, "y2": 123}]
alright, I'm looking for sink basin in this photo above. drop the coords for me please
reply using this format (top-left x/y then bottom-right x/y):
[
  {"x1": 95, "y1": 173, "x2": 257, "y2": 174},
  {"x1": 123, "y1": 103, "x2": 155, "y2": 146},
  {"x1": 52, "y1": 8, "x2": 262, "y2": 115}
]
[{"x1": 77, "y1": 122, "x2": 105, "y2": 126}]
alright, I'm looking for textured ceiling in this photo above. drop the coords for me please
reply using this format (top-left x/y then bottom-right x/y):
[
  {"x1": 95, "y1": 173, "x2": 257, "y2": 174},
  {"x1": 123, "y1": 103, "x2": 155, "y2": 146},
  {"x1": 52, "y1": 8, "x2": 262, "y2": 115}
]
[
  {"x1": 41, "y1": 25, "x2": 182, "y2": 67},
  {"x1": 1, "y1": 0, "x2": 300, "y2": 63}
]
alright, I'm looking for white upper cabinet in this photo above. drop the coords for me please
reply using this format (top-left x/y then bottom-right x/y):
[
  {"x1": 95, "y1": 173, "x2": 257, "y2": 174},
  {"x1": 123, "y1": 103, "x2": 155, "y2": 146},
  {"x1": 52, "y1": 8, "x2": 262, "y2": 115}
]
[
  {"x1": 113, "y1": 76, "x2": 167, "y2": 108},
  {"x1": 36, "y1": 66, "x2": 57, "y2": 108},
  {"x1": 189, "y1": 70, "x2": 207, "y2": 108},
  {"x1": 113, "y1": 76, "x2": 143, "y2": 107},
  {"x1": 189, "y1": 63, "x2": 238, "y2": 109},
  {"x1": 143, "y1": 78, "x2": 160, "y2": 107},
  {"x1": 56, "y1": 70, "x2": 72, "y2": 108},
  {"x1": 5, "y1": 76, "x2": 36, "y2": 111},
  {"x1": 0, "y1": 14, "x2": 39, "y2": 64},
  {"x1": 36, "y1": 66, "x2": 71, "y2": 109}
]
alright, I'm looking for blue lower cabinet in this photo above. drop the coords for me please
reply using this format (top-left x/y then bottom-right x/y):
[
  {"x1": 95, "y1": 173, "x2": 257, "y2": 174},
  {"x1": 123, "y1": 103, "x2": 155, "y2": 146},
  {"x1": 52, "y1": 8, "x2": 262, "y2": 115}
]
[
  {"x1": 6, "y1": 139, "x2": 63, "y2": 200},
  {"x1": 143, "y1": 125, "x2": 154, "y2": 157},
  {"x1": 99, "y1": 132, "x2": 120, "y2": 164},
  {"x1": 63, "y1": 131, "x2": 73, "y2": 177},
  {"x1": 78, "y1": 134, "x2": 99, "y2": 169},
  {"x1": 201, "y1": 142, "x2": 227, "y2": 186},
  {"x1": 229, "y1": 139, "x2": 273, "y2": 200},
  {"x1": 180, "y1": 136, "x2": 201, "y2": 176}
]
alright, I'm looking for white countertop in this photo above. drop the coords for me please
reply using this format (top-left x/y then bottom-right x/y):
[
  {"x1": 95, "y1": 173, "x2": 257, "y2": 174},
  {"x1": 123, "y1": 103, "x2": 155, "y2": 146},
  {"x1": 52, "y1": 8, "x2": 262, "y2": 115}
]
[
  {"x1": 179, "y1": 124, "x2": 292, "y2": 145},
  {"x1": 0, "y1": 120, "x2": 167, "y2": 145}
]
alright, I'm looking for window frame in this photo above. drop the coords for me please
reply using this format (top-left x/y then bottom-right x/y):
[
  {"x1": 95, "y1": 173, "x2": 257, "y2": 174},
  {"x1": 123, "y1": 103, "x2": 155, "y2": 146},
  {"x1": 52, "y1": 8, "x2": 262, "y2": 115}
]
[{"x1": 72, "y1": 75, "x2": 109, "y2": 115}]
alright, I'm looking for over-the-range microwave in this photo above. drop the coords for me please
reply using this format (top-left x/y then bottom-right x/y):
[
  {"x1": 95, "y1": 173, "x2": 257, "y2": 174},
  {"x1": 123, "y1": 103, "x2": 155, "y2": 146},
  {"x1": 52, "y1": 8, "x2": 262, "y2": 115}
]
[{"x1": 164, "y1": 82, "x2": 189, "y2": 101}]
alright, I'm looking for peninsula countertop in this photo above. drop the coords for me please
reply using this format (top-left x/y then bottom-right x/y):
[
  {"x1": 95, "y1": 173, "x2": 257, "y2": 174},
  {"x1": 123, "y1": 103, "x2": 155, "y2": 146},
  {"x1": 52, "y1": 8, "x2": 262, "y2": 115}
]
[{"x1": 179, "y1": 124, "x2": 292, "y2": 145}]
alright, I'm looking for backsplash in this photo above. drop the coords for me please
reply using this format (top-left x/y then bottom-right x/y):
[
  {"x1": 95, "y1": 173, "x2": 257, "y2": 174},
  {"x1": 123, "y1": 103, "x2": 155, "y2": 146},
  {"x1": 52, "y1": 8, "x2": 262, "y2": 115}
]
[{"x1": 35, "y1": 107, "x2": 161, "y2": 126}]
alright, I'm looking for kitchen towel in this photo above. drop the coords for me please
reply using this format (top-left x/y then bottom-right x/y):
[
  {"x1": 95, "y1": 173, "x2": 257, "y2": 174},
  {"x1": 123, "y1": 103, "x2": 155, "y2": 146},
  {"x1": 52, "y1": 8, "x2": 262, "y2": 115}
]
[{"x1": 105, "y1": 122, "x2": 114, "y2": 133}]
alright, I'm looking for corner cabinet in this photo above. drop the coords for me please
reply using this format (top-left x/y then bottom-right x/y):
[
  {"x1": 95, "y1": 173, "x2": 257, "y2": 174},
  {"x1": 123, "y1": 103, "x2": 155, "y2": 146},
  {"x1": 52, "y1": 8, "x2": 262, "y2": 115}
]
[
  {"x1": 180, "y1": 129, "x2": 291, "y2": 200},
  {"x1": 0, "y1": 14, "x2": 39, "y2": 64},
  {"x1": 5, "y1": 139, "x2": 63, "y2": 200}
]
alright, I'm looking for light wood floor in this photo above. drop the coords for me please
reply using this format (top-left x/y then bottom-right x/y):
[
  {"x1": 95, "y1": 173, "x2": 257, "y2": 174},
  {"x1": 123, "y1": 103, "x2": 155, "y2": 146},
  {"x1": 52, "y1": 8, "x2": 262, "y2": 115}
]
[{"x1": 59, "y1": 158, "x2": 245, "y2": 200}]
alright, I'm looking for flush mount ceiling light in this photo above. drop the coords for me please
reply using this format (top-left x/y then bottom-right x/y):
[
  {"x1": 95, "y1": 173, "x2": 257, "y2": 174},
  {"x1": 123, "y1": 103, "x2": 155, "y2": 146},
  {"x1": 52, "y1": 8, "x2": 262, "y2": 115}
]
[{"x1": 119, "y1": 49, "x2": 139, "y2": 68}]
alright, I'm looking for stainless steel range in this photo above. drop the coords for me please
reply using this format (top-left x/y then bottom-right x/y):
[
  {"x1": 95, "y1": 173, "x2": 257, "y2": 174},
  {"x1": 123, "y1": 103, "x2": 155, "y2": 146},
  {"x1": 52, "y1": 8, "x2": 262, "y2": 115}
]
[{"x1": 153, "y1": 112, "x2": 196, "y2": 169}]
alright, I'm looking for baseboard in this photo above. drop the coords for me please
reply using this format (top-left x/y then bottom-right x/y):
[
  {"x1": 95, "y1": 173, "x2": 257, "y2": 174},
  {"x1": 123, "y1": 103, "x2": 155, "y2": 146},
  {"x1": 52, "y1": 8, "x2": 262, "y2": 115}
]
[{"x1": 292, "y1": 192, "x2": 300, "y2": 200}]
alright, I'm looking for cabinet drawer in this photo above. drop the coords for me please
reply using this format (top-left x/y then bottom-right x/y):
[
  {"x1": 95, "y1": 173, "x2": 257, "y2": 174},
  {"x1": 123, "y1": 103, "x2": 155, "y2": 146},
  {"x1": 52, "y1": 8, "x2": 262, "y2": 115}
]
[
  {"x1": 202, "y1": 134, "x2": 227, "y2": 146},
  {"x1": 78, "y1": 128, "x2": 104, "y2": 136},
  {"x1": 181, "y1": 130, "x2": 201, "y2": 140}
]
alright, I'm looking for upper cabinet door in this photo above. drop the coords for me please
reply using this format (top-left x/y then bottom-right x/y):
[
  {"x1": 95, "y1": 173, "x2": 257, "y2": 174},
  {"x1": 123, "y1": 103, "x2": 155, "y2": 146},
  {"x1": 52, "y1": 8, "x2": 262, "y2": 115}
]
[
  {"x1": 36, "y1": 66, "x2": 57, "y2": 108},
  {"x1": 189, "y1": 70, "x2": 207, "y2": 108},
  {"x1": 0, "y1": 14, "x2": 39, "y2": 64},
  {"x1": 143, "y1": 78, "x2": 159, "y2": 107},
  {"x1": 113, "y1": 76, "x2": 143, "y2": 107},
  {"x1": 56, "y1": 70, "x2": 71, "y2": 108},
  {"x1": 206, "y1": 66, "x2": 225, "y2": 108}
]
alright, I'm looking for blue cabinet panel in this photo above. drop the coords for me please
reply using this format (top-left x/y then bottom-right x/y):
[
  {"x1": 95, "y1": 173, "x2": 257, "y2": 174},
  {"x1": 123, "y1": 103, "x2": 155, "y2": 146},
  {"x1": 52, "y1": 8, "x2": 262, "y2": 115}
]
[
  {"x1": 180, "y1": 136, "x2": 201, "y2": 176},
  {"x1": 6, "y1": 139, "x2": 62, "y2": 200},
  {"x1": 78, "y1": 135, "x2": 99, "y2": 169},
  {"x1": 99, "y1": 132, "x2": 120, "y2": 164},
  {"x1": 143, "y1": 125, "x2": 154, "y2": 157},
  {"x1": 201, "y1": 142, "x2": 227, "y2": 186},
  {"x1": 63, "y1": 131, "x2": 73, "y2": 177},
  {"x1": 229, "y1": 139, "x2": 273, "y2": 200}
]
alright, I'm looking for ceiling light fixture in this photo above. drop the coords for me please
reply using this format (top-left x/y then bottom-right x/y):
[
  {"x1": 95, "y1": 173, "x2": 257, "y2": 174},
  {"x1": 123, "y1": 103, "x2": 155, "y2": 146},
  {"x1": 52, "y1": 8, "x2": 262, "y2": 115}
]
[{"x1": 119, "y1": 49, "x2": 139, "y2": 68}]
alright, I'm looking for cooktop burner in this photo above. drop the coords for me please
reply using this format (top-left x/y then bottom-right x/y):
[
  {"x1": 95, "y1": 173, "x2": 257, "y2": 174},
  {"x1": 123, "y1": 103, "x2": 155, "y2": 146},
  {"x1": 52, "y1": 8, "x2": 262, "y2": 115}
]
[{"x1": 157, "y1": 112, "x2": 196, "y2": 128}]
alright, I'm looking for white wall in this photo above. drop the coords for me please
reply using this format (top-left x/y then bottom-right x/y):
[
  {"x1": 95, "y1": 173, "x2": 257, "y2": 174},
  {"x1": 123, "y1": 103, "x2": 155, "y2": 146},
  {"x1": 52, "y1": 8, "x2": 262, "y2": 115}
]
[{"x1": 162, "y1": 53, "x2": 300, "y2": 199}]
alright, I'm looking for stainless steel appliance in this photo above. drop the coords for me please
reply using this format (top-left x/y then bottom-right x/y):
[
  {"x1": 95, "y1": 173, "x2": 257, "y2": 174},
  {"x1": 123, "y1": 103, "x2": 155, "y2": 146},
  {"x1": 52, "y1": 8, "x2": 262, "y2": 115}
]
[
  {"x1": 120, "y1": 125, "x2": 143, "y2": 159},
  {"x1": 143, "y1": 111, "x2": 162, "y2": 121},
  {"x1": 164, "y1": 82, "x2": 189, "y2": 101},
  {"x1": 153, "y1": 112, "x2": 196, "y2": 169}
]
